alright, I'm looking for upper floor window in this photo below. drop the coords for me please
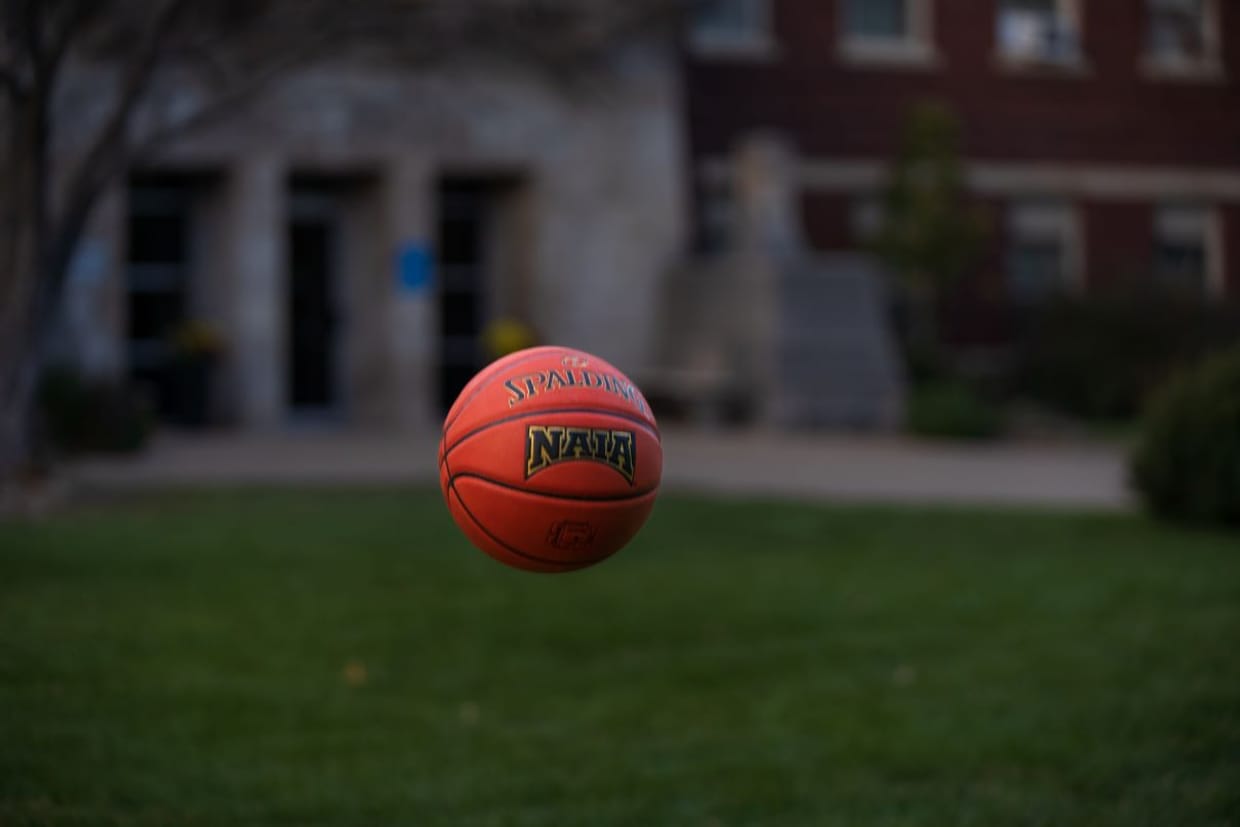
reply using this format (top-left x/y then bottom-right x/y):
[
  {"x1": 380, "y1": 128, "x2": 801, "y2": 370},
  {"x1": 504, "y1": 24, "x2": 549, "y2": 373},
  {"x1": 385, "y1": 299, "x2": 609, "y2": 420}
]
[
  {"x1": 838, "y1": 0, "x2": 936, "y2": 67},
  {"x1": 1154, "y1": 205, "x2": 1222, "y2": 297},
  {"x1": 996, "y1": 0, "x2": 1083, "y2": 68},
  {"x1": 689, "y1": 0, "x2": 776, "y2": 59},
  {"x1": 1144, "y1": 0, "x2": 1222, "y2": 78}
]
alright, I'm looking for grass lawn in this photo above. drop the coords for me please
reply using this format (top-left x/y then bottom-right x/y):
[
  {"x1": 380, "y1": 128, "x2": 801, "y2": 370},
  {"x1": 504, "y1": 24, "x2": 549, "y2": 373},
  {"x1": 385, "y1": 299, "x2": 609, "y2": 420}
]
[{"x1": 1, "y1": 489, "x2": 1239, "y2": 826}]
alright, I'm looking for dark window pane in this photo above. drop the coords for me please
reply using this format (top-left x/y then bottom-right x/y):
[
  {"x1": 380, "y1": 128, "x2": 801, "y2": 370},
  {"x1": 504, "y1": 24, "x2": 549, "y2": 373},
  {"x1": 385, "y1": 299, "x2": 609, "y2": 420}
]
[
  {"x1": 441, "y1": 291, "x2": 479, "y2": 337},
  {"x1": 128, "y1": 214, "x2": 186, "y2": 264},
  {"x1": 1007, "y1": 241, "x2": 1064, "y2": 302},
  {"x1": 128, "y1": 292, "x2": 185, "y2": 340},
  {"x1": 1155, "y1": 241, "x2": 1207, "y2": 294},
  {"x1": 844, "y1": 0, "x2": 907, "y2": 38}
]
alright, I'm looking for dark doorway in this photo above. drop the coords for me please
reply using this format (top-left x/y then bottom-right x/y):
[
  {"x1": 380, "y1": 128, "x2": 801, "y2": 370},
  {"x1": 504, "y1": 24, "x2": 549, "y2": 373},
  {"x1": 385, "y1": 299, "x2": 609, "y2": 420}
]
[
  {"x1": 126, "y1": 176, "x2": 194, "y2": 421},
  {"x1": 288, "y1": 196, "x2": 339, "y2": 413},
  {"x1": 437, "y1": 180, "x2": 495, "y2": 412}
]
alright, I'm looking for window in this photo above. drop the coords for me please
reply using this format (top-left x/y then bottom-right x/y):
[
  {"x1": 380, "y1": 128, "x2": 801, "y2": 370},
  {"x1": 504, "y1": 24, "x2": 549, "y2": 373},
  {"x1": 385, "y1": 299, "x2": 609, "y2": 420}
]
[
  {"x1": 1145, "y1": 0, "x2": 1221, "y2": 76},
  {"x1": 689, "y1": 0, "x2": 774, "y2": 58},
  {"x1": 996, "y1": 0, "x2": 1082, "y2": 67},
  {"x1": 838, "y1": 0, "x2": 935, "y2": 66},
  {"x1": 126, "y1": 180, "x2": 197, "y2": 419},
  {"x1": 694, "y1": 177, "x2": 736, "y2": 254},
  {"x1": 1154, "y1": 205, "x2": 1221, "y2": 297},
  {"x1": 851, "y1": 196, "x2": 884, "y2": 243},
  {"x1": 1006, "y1": 200, "x2": 1079, "y2": 302},
  {"x1": 844, "y1": 0, "x2": 908, "y2": 40}
]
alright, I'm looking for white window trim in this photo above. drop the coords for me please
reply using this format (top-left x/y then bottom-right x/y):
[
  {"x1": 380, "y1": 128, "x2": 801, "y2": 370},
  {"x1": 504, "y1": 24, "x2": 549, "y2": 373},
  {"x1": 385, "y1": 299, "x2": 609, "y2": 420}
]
[
  {"x1": 1155, "y1": 204, "x2": 1226, "y2": 298},
  {"x1": 837, "y1": 0, "x2": 939, "y2": 69},
  {"x1": 689, "y1": 0, "x2": 779, "y2": 61},
  {"x1": 1140, "y1": 0, "x2": 1225, "y2": 82},
  {"x1": 994, "y1": 0, "x2": 1090, "y2": 74}
]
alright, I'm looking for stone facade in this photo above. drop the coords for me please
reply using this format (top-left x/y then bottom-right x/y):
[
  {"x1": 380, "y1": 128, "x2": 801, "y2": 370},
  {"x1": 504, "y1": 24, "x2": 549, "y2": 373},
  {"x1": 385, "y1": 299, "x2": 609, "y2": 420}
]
[{"x1": 60, "y1": 42, "x2": 686, "y2": 430}]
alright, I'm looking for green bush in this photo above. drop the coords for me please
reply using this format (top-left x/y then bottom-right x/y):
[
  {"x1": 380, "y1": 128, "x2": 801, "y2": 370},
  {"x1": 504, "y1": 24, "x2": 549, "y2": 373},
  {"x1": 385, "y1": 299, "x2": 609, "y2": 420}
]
[
  {"x1": 38, "y1": 366, "x2": 155, "y2": 456},
  {"x1": 1014, "y1": 293, "x2": 1240, "y2": 421},
  {"x1": 1131, "y1": 347, "x2": 1240, "y2": 528},
  {"x1": 906, "y1": 381, "x2": 1004, "y2": 440}
]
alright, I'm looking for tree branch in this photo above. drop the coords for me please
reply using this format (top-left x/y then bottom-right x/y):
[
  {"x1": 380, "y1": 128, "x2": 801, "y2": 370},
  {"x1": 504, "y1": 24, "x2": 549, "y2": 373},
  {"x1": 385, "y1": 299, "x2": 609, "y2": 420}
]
[
  {"x1": 43, "y1": 0, "x2": 101, "y2": 76},
  {"x1": 38, "y1": 0, "x2": 189, "y2": 328},
  {"x1": 134, "y1": 25, "x2": 340, "y2": 161}
]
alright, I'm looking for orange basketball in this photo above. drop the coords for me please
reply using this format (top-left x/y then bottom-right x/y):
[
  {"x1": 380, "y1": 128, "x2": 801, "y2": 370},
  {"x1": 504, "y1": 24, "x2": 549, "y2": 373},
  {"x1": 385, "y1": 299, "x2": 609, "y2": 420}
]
[{"x1": 438, "y1": 346, "x2": 662, "y2": 572}]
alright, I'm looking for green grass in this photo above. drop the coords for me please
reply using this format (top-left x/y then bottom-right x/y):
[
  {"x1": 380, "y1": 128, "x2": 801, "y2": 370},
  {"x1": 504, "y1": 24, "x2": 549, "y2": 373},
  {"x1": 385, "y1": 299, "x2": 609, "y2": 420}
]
[{"x1": 2, "y1": 490, "x2": 1239, "y2": 826}]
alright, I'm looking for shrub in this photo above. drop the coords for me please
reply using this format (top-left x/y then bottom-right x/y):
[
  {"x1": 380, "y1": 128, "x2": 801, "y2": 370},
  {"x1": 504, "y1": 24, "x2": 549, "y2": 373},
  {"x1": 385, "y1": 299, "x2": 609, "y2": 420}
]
[
  {"x1": 1131, "y1": 347, "x2": 1240, "y2": 528},
  {"x1": 38, "y1": 366, "x2": 155, "y2": 456},
  {"x1": 1014, "y1": 293, "x2": 1240, "y2": 421},
  {"x1": 906, "y1": 381, "x2": 1004, "y2": 440}
]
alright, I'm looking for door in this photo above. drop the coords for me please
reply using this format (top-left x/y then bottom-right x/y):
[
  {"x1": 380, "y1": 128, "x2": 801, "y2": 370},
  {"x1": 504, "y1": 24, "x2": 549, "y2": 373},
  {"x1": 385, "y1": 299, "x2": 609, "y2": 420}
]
[
  {"x1": 126, "y1": 178, "x2": 193, "y2": 421},
  {"x1": 437, "y1": 180, "x2": 494, "y2": 413},
  {"x1": 288, "y1": 204, "x2": 339, "y2": 413}
]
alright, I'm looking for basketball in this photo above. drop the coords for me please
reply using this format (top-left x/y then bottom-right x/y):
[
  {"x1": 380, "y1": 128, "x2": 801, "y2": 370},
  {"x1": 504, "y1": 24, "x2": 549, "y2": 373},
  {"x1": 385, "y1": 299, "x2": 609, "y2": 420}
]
[{"x1": 438, "y1": 346, "x2": 662, "y2": 572}]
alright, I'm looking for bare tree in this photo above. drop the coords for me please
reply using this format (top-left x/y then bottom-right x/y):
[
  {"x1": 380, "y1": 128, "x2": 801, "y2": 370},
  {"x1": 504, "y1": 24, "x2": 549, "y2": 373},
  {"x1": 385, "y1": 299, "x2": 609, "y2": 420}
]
[{"x1": 0, "y1": 0, "x2": 681, "y2": 483}]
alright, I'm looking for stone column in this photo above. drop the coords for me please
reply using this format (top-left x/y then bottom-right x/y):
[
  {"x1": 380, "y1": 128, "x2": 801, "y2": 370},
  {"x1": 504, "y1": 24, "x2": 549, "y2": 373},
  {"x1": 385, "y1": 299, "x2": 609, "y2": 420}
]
[
  {"x1": 225, "y1": 156, "x2": 285, "y2": 429},
  {"x1": 728, "y1": 133, "x2": 802, "y2": 424},
  {"x1": 383, "y1": 158, "x2": 438, "y2": 431},
  {"x1": 732, "y1": 134, "x2": 805, "y2": 257}
]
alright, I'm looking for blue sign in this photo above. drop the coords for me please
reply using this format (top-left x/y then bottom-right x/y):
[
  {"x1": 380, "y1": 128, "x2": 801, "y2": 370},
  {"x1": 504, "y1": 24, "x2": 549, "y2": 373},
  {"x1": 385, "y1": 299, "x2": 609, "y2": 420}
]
[{"x1": 396, "y1": 243, "x2": 434, "y2": 294}]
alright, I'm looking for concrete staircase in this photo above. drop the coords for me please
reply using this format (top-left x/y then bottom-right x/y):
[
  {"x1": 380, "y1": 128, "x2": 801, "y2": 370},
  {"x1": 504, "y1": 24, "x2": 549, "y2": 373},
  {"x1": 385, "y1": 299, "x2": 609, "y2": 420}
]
[
  {"x1": 644, "y1": 251, "x2": 905, "y2": 431},
  {"x1": 771, "y1": 253, "x2": 905, "y2": 430}
]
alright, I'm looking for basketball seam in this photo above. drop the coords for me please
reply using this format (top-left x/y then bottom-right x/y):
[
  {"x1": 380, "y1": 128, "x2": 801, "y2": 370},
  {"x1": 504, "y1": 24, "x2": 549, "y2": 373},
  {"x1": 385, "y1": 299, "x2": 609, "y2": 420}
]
[
  {"x1": 441, "y1": 347, "x2": 572, "y2": 436},
  {"x1": 443, "y1": 451, "x2": 588, "y2": 570},
  {"x1": 441, "y1": 406, "x2": 662, "y2": 465},
  {"x1": 450, "y1": 472, "x2": 660, "y2": 503}
]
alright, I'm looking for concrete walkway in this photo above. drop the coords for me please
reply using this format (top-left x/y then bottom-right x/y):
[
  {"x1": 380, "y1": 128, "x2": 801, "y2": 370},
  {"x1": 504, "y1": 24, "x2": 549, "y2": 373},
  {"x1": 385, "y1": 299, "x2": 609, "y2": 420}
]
[{"x1": 68, "y1": 428, "x2": 1132, "y2": 510}]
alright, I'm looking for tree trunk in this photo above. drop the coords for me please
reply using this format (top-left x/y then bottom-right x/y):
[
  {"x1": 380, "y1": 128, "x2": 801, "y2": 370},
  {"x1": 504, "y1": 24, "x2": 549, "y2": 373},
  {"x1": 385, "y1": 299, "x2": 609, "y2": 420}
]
[
  {"x1": 0, "y1": 243, "x2": 47, "y2": 487},
  {"x1": 0, "y1": 76, "x2": 54, "y2": 486}
]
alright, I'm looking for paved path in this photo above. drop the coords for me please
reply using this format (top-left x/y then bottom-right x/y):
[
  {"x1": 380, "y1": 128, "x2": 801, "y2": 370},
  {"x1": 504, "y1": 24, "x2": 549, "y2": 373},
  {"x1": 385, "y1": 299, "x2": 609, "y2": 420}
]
[{"x1": 68, "y1": 428, "x2": 1132, "y2": 510}]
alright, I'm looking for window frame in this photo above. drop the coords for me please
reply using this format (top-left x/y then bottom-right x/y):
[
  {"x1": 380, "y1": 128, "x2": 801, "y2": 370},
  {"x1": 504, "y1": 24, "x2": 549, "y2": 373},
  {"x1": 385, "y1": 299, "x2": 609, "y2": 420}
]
[
  {"x1": 1141, "y1": 0, "x2": 1224, "y2": 82},
  {"x1": 837, "y1": 0, "x2": 937, "y2": 69},
  {"x1": 994, "y1": 0, "x2": 1088, "y2": 73},
  {"x1": 688, "y1": 0, "x2": 778, "y2": 60},
  {"x1": 1153, "y1": 204, "x2": 1224, "y2": 298},
  {"x1": 1004, "y1": 199, "x2": 1083, "y2": 303}
]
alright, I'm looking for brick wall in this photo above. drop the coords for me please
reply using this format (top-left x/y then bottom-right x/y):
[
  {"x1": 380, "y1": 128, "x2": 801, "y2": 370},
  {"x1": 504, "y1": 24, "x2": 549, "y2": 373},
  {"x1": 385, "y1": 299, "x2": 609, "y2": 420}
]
[
  {"x1": 1083, "y1": 202, "x2": 1154, "y2": 292},
  {"x1": 687, "y1": 0, "x2": 1240, "y2": 166}
]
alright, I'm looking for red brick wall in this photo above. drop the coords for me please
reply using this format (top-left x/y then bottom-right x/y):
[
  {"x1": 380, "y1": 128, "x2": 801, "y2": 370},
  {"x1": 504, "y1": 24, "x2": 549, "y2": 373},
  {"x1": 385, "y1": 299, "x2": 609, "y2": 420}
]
[
  {"x1": 1083, "y1": 202, "x2": 1153, "y2": 292},
  {"x1": 686, "y1": 0, "x2": 1240, "y2": 166},
  {"x1": 800, "y1": 192, "x2": 853, "y2": 250}
]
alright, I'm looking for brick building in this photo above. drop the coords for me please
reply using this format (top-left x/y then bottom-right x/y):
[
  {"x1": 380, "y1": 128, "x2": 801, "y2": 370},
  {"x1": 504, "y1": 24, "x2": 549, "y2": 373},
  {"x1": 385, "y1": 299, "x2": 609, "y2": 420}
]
[{"x1": 685, "y1": 0, "x2": 1240, "y2": 342}]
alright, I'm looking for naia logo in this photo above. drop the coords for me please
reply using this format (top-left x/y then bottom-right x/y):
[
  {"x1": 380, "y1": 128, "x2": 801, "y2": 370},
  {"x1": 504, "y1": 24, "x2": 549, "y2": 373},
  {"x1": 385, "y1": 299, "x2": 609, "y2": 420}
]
[{"x1": 525, "y1": 425, "x2": 636, "y2": 484}]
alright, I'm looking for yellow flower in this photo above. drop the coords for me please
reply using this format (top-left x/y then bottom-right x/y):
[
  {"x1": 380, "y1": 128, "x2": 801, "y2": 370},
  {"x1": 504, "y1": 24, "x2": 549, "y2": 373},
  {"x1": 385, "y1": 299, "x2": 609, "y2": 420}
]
[
  {"x1": 482, "y1": 318, "x2": 537, "y2": 360},
  {"x1": 171, "y1": 320, "x2": 225, "y2": 357}
]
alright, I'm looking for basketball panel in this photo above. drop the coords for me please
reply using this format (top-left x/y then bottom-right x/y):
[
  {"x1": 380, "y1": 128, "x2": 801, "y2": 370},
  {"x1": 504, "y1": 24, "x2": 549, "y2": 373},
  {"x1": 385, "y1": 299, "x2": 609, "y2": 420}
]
[
  {"x1": 443, "y1": 346, "x2": 572, "y2": 434},
  {"x1": 445, "y1": 411, "x2": 661, "y2": 496},
  {"x1": 452, "y1": 475, "x2": 657, "y2": 567},
  {"x1": 445, "y1": 484, "x2": 583, "y2": 573},
  {"x1": 443, "y1": 349, "x2": 657, "y2": 444}
]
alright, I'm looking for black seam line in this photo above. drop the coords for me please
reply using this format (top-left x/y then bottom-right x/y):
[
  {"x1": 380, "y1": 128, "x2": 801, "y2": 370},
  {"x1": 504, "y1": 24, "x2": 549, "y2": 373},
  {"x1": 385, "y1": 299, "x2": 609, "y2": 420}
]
[
  {"x1": 443, "y1": 407, "x2": 661, "y2": 461},
  {"x1": 451, "y1": 472, "x2": 660, "y2": 502},
  {"x1": 444, "y1": 451, "x2": 582, "y2": 569},
  {"x1": 441, "y1": 347, "x2": 574, "y2": 437},
  {"x1": 528, "y1": 455, "x2": 635, "y2": 486}
]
